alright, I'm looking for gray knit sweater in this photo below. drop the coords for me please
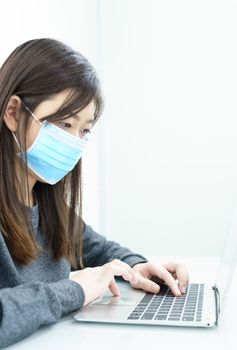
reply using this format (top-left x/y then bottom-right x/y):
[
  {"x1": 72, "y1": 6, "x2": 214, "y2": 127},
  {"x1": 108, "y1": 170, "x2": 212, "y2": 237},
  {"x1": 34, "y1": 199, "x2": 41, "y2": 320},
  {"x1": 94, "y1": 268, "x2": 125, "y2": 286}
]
[{"x1": 0, "y1": 204, "x2": 147, "y2": 348}]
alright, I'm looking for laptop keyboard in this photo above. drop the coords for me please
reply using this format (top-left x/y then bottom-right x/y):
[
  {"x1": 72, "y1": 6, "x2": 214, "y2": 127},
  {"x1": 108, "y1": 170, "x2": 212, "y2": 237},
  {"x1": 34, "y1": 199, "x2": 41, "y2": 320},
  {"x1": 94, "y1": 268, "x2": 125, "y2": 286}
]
[{"x1": 127, "y1": 283, "x2": 204, "y2": 322}]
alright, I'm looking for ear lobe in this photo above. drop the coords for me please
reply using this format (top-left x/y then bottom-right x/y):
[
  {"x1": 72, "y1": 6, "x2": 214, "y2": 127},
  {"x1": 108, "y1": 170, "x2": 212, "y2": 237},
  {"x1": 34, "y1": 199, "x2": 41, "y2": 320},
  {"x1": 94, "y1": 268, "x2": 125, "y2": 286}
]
[{"x1": 3, "y1": 95, "x2": 22, "y2": 132}]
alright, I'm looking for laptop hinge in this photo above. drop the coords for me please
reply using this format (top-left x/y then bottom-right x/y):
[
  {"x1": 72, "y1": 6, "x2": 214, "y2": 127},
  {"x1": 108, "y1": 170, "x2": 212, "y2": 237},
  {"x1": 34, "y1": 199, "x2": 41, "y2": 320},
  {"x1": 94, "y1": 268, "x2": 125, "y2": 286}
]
[{"x1": 212, "y1": 285, "x2": 220, "y2": 326}]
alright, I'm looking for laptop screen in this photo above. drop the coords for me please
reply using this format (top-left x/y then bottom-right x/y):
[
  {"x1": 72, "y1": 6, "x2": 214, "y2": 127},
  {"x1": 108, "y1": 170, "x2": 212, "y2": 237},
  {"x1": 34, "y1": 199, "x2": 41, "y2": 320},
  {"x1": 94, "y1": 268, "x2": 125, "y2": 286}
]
[{"x1": 215, "y1": 199, "x2": 237, "y2": 311}]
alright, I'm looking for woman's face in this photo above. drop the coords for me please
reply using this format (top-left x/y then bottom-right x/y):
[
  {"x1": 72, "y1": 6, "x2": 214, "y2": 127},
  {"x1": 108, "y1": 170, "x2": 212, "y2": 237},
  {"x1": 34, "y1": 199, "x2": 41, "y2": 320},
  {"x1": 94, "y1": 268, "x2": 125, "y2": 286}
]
[
  {"x1": 24, "y1": 89, "x2": 96, "y2": 150},
  {"x1": 15, "y1": 89, "x2": 96, "y2": 185}
]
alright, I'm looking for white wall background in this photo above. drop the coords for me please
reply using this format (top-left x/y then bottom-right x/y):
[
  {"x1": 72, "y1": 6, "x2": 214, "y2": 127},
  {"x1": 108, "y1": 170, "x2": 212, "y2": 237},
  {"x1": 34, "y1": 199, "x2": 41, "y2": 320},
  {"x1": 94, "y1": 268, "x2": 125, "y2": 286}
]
[
  {"x1": 98, "y1": 0, "x2": 237, "y2": 257},
  {"x1": 1, "y1": 0, "x2": 237, "y2": 258}
]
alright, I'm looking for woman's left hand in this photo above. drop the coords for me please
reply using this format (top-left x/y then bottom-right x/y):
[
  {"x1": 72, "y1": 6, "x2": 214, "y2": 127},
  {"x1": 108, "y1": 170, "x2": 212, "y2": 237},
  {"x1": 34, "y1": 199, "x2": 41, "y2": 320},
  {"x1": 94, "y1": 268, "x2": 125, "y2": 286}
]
[{"x1": 131, "y1": 261, "x2": 189, "y2": 297}]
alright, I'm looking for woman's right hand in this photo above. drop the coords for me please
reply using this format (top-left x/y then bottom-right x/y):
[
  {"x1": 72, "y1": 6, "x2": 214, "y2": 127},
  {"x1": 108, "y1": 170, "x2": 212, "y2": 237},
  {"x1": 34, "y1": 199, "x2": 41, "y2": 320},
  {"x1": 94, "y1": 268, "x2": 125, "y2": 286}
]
[{"x1": 70, "y1": 259, "x2": 138, "y2": 306}]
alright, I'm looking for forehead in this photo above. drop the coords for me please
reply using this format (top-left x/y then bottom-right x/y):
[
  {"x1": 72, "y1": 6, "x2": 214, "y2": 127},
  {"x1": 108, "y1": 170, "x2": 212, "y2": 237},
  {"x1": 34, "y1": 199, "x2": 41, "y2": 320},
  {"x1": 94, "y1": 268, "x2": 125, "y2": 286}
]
[
  {"x1": 58, "y1": 89, "x2": 96, "y2": 123},
  {"x1": 33, "y1": 89, "x2": 96, "y2": 124},
  {"x1": 75, "y1": 100, "x2": 96, "y2": 123}
]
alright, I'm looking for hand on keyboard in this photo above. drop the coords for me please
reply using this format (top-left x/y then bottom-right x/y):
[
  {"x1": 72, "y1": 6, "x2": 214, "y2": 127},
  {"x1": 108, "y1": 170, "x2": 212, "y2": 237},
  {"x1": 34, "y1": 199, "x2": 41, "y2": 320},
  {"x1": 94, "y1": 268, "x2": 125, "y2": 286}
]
[{"x1": 131, "y1": 261, "x2": 189, "y2": 297}]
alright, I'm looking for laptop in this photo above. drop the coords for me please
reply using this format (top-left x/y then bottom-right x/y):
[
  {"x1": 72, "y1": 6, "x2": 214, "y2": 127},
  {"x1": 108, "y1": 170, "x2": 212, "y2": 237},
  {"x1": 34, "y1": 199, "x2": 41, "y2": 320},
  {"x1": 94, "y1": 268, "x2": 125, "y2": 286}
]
[{"x1": 73, "y1": 201, "x2": 237, "y2": 328}]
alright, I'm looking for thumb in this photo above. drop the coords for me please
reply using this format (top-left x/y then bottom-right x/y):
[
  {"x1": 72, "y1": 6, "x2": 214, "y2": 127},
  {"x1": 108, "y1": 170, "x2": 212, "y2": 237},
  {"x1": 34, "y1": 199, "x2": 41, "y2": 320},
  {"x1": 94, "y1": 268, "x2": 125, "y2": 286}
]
[
  {"x1": 109, "y1": 278, "x2": 121, "y2": 296},
  {"x1": 132, "y1": 276, "x2": 160, "y2": 294}
]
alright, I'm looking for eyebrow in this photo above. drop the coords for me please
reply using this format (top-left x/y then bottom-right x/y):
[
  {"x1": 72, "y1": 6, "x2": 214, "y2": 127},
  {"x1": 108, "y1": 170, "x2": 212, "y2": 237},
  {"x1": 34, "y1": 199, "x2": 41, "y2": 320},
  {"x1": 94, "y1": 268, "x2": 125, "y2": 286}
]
[{"x1": 73, "y1": 114, "x2": 95, "y2": 124}]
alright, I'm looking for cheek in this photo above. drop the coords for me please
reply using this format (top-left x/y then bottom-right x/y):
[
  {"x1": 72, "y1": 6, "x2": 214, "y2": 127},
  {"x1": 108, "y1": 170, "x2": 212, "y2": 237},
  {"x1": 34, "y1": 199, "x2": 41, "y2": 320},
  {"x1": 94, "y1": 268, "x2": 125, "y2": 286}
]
[{"x1": 25, "y1": 122, "x2": 41, "y2": 149}]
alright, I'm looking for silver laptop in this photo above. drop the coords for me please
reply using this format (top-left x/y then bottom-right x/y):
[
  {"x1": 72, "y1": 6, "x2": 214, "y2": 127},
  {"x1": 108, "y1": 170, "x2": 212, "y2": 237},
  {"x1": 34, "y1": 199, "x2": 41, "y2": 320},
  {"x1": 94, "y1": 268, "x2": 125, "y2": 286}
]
[{"x1": 73, "y1": 202, "x2": 237, "y2": 328}]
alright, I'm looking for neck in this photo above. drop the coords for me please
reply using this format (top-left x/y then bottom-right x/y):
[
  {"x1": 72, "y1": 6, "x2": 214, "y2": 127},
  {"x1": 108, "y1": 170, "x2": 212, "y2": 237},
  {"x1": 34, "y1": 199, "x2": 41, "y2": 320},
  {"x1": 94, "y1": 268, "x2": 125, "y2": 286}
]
[
  {"x1": 15, "y1": 159, "x2": 37, "y2": 207},
  {"x1": 25, "y1": 173, "x2": 37, "y2": 207}
]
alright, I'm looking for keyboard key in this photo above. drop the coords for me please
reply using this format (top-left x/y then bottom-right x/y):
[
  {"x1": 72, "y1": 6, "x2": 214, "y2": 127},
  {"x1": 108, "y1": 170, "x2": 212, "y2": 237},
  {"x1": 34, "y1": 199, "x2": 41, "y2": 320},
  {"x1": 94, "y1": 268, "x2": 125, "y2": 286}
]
[
  {"x1": 141, "y1": 313, "x2": 155, "y2": 320},
  {"x1": 182, "y1": 317, "x2": 194, "y2": 321},
  {"x1": 155, "y1": 315, "x2": 167, "y2": 320},
  {"x1": 128, "y1": 315, "x2": 140, "y2": 320},
  {"x1": 139, "y1": 294, "x2": 154, "y2": 304},
  {"x1": 169, "y1": 316, "x2": 182, "y2": 320}
]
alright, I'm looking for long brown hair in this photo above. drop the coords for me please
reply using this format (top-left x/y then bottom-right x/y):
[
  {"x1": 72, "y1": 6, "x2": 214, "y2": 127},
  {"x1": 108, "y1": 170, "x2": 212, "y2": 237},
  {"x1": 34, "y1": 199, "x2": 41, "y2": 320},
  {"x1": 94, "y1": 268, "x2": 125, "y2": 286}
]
[{"x1": 0, "y1": 38, "x2": 103, "y2": 269}]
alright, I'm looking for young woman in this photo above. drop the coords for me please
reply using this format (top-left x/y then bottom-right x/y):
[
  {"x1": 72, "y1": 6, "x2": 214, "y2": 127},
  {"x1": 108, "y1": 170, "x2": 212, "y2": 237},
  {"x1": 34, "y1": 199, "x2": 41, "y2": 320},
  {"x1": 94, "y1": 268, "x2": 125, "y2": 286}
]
[{"x1": 0, "y1": 38, "x2": 189, "y2": 347}]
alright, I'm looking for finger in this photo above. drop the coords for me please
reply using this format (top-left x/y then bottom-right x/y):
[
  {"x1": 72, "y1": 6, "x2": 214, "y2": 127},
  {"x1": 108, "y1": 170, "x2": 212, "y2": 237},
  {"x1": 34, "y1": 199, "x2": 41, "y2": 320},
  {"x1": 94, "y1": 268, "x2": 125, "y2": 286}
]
[
  {"x1": 149, "y1": 264, "x2": 181, "y2": 296},
  {"x1": 109, "y1": 278, "x2": 121, "y2": 296},
  {"x1": 162, "y1": 262, "x2": 189, "y2": 294},
  {"x1": 102, "y1": 263, "x2": 134, "y2": 287},
  {"x1": 132, "y1": 275, "x2": 160, "y2": 294},
  {"x1": 110, "y1": 259, "x2": 138, "y2": 284},
  {"x1": 175, "y1": 265, "x2": 189, "y2": 293},
  {"x1": 105, "y1": 260, "x2": 137, "y2": 284}
]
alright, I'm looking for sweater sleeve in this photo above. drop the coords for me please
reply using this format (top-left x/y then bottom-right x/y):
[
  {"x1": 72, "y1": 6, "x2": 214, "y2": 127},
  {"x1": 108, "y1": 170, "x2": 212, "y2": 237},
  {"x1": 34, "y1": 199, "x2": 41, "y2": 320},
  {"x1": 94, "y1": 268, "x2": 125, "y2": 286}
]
[
  {"x1": 0, "y1": 279, "x2": 85, "y2": 348},
  {"x1": 81, "y1": 222, "x2": 148, "y2": 268}
]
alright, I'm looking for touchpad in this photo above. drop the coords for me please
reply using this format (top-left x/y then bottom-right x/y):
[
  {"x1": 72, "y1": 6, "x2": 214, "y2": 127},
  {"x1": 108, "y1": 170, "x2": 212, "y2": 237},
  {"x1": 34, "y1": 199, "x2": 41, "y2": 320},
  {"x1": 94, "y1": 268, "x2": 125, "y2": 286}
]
[{"x1": 92, "y1": 286, "x2": 144, "y2": 306}]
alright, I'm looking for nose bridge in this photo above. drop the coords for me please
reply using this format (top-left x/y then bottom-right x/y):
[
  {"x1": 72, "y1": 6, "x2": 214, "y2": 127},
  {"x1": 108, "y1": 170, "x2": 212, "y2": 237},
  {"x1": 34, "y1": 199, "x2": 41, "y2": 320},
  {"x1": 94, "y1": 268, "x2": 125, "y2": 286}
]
[
  {"x1": 72, "y1": 127, "x2": 83, "y2": 138},
  {"x1": 71, "y1": 129, "x2": 79, "y2": 137},
  {"x1": 69, "y1": 127, "x2": 85, "y2": 140}
]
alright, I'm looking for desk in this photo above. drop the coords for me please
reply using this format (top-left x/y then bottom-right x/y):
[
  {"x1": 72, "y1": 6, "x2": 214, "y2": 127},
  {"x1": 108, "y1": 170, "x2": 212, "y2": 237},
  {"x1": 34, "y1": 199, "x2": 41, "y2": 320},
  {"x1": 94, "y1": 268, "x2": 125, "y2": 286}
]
[{"x1": 8, "y1": 257, "x2": 237, "y2": 350}]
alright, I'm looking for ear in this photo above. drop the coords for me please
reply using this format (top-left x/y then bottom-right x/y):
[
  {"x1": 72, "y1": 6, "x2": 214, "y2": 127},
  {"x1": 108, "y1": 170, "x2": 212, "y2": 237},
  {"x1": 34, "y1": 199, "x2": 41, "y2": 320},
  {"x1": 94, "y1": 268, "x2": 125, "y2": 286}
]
[{"x1": 3, "y1": 95, "x2": 22, "y2": 132}]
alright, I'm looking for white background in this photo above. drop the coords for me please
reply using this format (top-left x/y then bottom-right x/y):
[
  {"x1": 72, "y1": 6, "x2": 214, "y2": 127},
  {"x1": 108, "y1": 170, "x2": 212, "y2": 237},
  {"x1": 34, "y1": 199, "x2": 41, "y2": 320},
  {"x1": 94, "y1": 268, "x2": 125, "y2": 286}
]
[
  {"x1": 1, "y1": 0, "x2": 237, "y2": 257},
  {"x1": 98, "y1": 0, "x2": 237, "y2": 257}
]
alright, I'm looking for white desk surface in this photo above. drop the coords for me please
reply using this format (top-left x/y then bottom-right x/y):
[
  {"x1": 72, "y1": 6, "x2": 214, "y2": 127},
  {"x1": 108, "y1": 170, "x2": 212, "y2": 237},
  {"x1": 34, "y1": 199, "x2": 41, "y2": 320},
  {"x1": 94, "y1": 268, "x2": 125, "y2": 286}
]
[{"x1": 8, "y1": 257, "x2": 237, "y2": 350}]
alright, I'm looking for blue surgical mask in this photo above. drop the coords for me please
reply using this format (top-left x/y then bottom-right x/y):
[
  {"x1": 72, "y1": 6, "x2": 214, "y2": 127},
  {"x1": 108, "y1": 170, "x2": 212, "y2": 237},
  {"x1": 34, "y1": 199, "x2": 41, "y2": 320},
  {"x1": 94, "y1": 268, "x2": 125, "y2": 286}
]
[{"x1": 12, "y1": 105, "x2": 90, "y2": 185}]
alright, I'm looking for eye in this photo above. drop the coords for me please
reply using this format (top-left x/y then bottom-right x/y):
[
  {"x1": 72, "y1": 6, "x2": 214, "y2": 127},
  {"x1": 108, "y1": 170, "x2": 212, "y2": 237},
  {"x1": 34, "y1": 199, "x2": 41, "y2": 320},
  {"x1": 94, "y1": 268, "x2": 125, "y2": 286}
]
[
  {"x1": 57, "y1": 121, "x2": 72, "y2": 129},
  {"x1": 82, "y1": 129, "x2": 91, "y2": 135}
]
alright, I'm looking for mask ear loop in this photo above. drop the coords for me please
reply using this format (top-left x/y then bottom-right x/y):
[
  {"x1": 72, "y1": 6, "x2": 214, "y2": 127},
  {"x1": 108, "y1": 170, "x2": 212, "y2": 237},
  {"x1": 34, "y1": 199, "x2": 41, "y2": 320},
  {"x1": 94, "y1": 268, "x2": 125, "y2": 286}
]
[
  {"x1": 12, "y1": 131, "x2": 21, "y2": 149},
  {"x1": 21, "y1": 101, "x2": 44, "y2": 126},
  {"x1": 12, "y1": 101, "x2": 44, "y2": 150},
  {"x1": 11, "y1": 101, "x2": 23, "y2": 150}
]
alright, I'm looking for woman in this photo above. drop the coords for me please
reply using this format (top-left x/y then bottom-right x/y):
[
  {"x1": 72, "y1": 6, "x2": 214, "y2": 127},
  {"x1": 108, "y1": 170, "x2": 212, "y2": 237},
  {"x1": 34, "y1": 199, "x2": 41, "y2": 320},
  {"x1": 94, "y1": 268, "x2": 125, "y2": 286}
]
[{"x1": 0, "y1": 38, "x2": 189, "y2": 348}]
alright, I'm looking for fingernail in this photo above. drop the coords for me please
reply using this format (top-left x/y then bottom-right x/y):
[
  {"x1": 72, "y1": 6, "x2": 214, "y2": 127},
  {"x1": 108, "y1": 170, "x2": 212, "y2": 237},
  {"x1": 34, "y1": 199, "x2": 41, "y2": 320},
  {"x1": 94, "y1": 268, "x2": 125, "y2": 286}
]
[{"x1": 181, "y1": 287, "x2": 186, "y2": 294}]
